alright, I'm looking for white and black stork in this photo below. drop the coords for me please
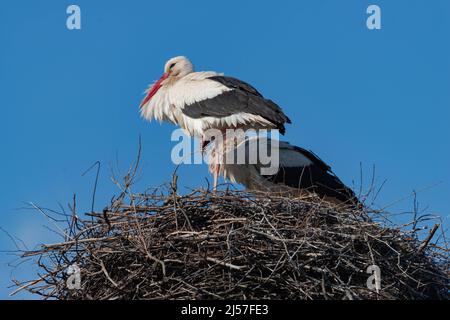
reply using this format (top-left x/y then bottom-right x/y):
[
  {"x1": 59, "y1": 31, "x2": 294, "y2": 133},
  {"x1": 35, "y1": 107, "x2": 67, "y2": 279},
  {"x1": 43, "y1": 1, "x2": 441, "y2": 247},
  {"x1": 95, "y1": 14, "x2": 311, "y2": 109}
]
[{"x1": 140, "y1": 56, "x2": 291, "y2": 191}]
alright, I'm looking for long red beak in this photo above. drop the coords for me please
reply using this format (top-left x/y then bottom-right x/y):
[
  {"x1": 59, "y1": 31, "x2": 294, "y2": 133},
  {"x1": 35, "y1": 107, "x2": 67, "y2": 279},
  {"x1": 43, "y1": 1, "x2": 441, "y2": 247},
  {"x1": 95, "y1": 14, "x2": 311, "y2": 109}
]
[{"x1": 140, "y1": 73, "x2": 169, "y2": 109}]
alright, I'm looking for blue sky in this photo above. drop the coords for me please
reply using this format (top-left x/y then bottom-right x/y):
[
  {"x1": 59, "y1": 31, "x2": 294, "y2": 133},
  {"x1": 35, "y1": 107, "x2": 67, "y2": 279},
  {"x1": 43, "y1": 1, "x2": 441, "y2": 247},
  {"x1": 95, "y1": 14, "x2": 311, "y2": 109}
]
[{"x1": 1, "y1": 0, "x2": 449, "y2": 299}]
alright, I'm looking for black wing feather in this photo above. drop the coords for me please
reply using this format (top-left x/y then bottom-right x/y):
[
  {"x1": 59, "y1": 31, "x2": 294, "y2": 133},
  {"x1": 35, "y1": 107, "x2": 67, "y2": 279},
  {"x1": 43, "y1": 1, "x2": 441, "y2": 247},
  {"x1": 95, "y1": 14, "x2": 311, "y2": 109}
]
[
  {"x1": 290, "y1": 146, "x2": 331, "y2": 172},
  {"x1": 264, "y1": 146, "x2": 357, "y2": 204},
  {"x1": 208, "y1": 76, "x2": 264, "y2": 97},
  {"x1": 181, "y1": 76, "x2": 291, "y2": 134}
]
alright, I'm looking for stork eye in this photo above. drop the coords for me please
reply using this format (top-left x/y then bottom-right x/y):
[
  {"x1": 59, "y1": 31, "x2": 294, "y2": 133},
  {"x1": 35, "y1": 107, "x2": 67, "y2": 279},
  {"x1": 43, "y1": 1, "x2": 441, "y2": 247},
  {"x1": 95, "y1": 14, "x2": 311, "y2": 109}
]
[{"x1": 169, "y1": 63, "x2": 176, "y2": 69}]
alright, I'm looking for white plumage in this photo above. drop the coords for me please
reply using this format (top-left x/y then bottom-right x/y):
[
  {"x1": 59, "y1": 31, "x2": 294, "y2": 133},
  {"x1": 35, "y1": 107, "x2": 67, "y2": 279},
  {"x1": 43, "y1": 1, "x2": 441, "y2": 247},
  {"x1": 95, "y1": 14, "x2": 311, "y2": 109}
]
[
  {"x1": 141, "y1": 71, "x2": 226, "y2": 136},
  {"x1": 140, "y1": 56, "x2": 291, "y2": 138}
]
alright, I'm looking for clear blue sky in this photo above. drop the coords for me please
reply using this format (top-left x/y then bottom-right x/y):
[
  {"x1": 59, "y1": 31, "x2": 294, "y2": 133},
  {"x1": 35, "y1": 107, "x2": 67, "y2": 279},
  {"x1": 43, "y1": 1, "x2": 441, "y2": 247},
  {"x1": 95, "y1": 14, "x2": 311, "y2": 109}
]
[{"x1": 1, "y1": 0, "x2": 449, "y2": 299}]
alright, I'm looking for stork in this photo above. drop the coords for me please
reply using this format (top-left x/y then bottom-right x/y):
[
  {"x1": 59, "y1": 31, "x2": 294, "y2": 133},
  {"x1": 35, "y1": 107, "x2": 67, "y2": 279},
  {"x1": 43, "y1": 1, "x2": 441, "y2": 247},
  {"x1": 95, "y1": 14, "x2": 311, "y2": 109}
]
[
  {"x1": 208, "y1": 136, "x2": 359, "y2": 207},
  {"x1": 140, "y1": 56, "x2": 291, "y2": 191}
]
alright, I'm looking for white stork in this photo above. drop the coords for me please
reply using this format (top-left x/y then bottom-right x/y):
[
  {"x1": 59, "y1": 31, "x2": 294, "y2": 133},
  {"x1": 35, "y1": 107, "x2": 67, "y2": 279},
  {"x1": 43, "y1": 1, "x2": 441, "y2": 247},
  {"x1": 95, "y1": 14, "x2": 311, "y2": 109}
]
[
  {"x1": 140, "y1": 56, "x2": 291, "y2": 191},
  {"x1": 208, "y1": 136, "x2": 359, "y2": 207}
]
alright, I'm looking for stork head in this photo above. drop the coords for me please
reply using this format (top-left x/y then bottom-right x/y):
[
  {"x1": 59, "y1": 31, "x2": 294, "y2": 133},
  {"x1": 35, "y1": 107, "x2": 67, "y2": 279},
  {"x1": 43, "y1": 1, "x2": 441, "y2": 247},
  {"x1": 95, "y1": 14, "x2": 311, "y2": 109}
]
[
  {"x1": 140, "y1": 56, "x2": 194, "y2": 109},
  {"x1": 164, "y1": 56, "x2": 194, "y2": 78}
]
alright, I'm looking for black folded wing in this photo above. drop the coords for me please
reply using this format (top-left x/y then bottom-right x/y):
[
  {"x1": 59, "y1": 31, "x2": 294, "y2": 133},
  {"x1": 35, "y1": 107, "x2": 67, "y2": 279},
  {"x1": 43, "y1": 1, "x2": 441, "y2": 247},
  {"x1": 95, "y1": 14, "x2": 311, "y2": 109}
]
[
  {"x1": 265, "y1": 144, "x2": 358, "y2": 204},
  {"x1": 181, "y1": 76, "x2": 291, "y2": 134}
]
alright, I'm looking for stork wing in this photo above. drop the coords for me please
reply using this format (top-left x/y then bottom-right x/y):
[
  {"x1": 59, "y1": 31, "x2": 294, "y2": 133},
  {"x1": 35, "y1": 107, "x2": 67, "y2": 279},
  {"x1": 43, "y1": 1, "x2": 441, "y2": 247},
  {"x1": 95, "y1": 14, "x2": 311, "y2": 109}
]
[
  {"x1": 170, "y1": 74, "x2": 291, "y2": 134},
  {"x1": 287, "y1": 145, "x2": 331, "y2": 172},
  {"x1": 268, "y1": 142, "x2": 357, "y2": 203},
  {"x1": 208, "y1": 76, "x2": 264, "y2": 97},
  {"x1": 243, "y1": 140, "x2": 357, "y2": 204}
]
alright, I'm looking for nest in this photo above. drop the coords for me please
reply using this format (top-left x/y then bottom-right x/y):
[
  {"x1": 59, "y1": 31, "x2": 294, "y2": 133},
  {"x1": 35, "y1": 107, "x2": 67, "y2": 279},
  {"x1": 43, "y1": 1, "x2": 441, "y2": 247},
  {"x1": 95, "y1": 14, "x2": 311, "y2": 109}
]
[{"x1": 14, "y1": 177, "x2": 449, "y2": 300}]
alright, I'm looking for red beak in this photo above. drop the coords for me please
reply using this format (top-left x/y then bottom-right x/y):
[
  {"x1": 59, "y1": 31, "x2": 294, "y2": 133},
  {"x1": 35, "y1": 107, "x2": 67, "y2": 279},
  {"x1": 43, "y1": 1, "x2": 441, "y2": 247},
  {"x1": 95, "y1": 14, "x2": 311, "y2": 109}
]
[{"x1": 140, "y1": 73, "x2": 169, "y2": 109}]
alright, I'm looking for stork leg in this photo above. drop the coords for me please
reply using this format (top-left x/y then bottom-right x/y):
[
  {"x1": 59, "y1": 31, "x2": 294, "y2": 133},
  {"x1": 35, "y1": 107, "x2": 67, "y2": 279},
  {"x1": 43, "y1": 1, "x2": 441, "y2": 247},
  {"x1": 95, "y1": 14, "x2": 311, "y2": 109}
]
[
  {"x1": 200, "y1": 136, "x2": 205, "y2": 155},
  {"x1": 212, "y1": 129, "x2": 228, "y2": 193},
  {"x1": 213, "y1": 163, "x2": 219, "y2": 193}
]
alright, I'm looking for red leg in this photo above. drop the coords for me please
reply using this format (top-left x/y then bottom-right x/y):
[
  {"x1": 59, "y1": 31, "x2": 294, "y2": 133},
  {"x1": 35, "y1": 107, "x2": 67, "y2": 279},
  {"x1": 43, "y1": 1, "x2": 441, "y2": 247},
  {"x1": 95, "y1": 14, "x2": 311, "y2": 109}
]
[
  {"x1": 213, "y1": 129, "x2": 229, "y2": 193},
  {"x1": 213, "y1": 163, "x2": 219, "y2": 193},
  {"x1": 200, "y1": 136, "x2": 204, "y2": 155}
]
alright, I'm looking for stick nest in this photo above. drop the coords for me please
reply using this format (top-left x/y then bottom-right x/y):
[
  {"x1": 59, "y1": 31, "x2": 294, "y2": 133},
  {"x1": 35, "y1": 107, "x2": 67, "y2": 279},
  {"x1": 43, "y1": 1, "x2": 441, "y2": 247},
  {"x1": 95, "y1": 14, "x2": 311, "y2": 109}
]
[{"x1": 16, "y1": 181, "x2": 449, "y2": 300}]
